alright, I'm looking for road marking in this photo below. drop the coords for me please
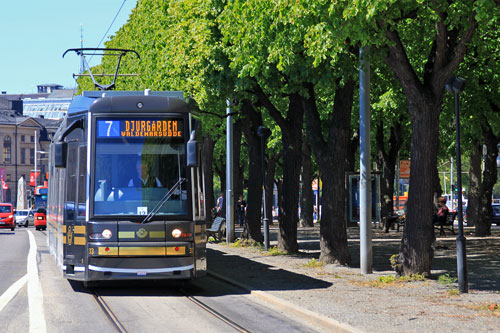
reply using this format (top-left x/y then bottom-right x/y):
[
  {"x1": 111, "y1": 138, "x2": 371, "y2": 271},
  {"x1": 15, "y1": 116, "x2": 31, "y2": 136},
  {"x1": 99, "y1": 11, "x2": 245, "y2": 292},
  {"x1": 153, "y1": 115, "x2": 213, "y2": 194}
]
[
  {"x1": 27, "y1": 230, "x2": 46, "y2": 333},
  {"x1": 0, "y1": 274, "x2": 28, "y2": 313}
]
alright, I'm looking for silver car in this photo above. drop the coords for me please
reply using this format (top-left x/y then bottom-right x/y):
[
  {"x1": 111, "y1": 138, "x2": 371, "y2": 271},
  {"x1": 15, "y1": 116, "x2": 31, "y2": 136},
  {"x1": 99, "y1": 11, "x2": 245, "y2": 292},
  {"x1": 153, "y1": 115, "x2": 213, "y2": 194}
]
[{"x1": 15, "y1": 209, "x2": 34, "y2": 227}]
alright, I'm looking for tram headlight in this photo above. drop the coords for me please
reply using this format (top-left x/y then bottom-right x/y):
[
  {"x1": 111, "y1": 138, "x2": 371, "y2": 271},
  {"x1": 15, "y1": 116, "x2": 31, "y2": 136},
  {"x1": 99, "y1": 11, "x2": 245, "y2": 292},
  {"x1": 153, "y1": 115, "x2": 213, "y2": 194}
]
[
  {"x1": 172, "y1": 229, "x2": 182, "y2": 238},
  {"x1": 172, "y1": 228, "x2": 192, "y2": 238},
  {"x1": 102, "y1": 229, "x2": 112, "y2": 239},
  {"x1": 89, "y1": 229, "x2": 113, "y2": 240}
]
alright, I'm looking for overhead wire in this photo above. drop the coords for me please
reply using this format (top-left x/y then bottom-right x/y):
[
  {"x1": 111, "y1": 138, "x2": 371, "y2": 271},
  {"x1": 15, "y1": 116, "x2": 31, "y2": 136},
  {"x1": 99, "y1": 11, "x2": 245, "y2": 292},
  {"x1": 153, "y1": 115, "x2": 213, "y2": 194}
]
[{"x1": 88, "y1": 0, "x2": 128, "y2": 65}]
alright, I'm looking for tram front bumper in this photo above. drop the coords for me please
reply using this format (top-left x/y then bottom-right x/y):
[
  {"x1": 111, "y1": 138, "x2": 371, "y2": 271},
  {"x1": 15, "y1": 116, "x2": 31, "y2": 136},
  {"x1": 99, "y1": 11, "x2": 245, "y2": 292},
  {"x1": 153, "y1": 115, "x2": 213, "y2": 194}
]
[{"x1": 83, "y1": 242, "x2": 195, "y2": 281}]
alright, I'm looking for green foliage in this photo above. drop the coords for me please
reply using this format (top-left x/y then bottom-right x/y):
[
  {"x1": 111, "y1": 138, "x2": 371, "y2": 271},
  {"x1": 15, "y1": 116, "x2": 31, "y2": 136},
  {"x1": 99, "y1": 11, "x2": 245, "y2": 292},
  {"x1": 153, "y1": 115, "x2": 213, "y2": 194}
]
[
  {"x1": 360, "y1": 273, "x2": 426, "y2": 288},
  {"x1": 438, "y1": 273, "x2": 458, "y2": 286},
  {"x1": 389, "y1": 254, "x2": 398, "y2": 270},
  {"x1": 267, "y1": 246, "x2": 287, "y2": 256},
  {"x1": 303, "y1": 258, "x2": 324, "y2": 268}
]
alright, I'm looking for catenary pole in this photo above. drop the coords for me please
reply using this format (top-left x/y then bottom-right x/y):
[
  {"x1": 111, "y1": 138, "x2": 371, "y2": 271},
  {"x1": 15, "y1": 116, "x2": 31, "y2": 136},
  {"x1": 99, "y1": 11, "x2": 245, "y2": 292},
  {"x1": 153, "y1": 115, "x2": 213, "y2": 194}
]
[
  {"x1": 359, "y1": 47, "x2": 372, "y2": 274},
  {"x1": 226, "y1": 99, "x2": 234, "y2": 243}
]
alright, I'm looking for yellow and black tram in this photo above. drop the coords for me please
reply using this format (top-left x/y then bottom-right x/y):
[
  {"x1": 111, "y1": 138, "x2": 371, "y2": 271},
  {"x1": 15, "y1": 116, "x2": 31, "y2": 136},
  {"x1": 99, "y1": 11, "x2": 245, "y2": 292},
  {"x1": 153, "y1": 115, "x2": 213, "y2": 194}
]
[{"x1": 47, "y1": 90, "x2": 207, "y2": 284}]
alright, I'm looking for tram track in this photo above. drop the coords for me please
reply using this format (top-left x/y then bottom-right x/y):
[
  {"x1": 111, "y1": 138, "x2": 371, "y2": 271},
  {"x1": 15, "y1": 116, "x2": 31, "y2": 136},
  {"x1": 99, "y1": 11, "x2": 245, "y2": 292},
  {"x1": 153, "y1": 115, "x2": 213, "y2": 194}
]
[
  {"x1": 179, "y1": 287, "x2": 251, "y2": 333},
  {"x1": 87, "y1": 283, "x2": 250, "y2": 333},
  {"x1": 91, "y1": 289, "x2": 128, "y2": 333}
]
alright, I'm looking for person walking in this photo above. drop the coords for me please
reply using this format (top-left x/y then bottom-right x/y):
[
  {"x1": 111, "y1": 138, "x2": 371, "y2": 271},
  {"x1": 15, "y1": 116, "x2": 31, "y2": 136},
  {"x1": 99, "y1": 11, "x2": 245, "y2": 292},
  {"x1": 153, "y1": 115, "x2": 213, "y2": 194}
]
[{"x1": 237, "y1": 195, "x2": 246, "y2": 226}]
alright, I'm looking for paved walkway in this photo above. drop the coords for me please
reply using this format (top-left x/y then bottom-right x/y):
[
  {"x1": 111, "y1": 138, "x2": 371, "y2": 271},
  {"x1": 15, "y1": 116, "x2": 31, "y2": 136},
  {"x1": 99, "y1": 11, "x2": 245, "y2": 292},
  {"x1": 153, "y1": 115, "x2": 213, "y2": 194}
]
[{"x1": 207, "y1": 225, "x2": 500, "y2": 332}]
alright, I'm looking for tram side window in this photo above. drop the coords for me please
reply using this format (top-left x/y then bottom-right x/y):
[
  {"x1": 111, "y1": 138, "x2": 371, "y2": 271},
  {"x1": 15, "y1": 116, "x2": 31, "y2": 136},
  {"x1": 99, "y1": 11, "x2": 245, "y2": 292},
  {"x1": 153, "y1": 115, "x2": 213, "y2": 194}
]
[
  {"x1": 66, "y1": 145, "x2": 78, "y2": 220},
  {"x1": 77, "y1": 146, "x2": 87, "y2": 217}
]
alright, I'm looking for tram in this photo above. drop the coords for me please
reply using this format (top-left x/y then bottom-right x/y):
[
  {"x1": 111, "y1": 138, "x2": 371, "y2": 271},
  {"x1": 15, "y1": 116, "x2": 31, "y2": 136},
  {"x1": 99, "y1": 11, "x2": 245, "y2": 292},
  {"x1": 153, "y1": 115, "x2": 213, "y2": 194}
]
[{"x1": 47, "y1": 90, "x2": 207, "y2": 284}]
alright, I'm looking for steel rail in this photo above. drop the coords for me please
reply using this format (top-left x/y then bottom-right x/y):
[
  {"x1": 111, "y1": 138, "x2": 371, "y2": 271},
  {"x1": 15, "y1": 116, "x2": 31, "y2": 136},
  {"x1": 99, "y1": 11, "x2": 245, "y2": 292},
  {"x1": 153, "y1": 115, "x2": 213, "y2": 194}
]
[
  {"x1": 92, "y1": 290, "x2": 128, "y2": 333},
  {"x1": 179, "y1": 288, "x2": 250, "y2": 333}
]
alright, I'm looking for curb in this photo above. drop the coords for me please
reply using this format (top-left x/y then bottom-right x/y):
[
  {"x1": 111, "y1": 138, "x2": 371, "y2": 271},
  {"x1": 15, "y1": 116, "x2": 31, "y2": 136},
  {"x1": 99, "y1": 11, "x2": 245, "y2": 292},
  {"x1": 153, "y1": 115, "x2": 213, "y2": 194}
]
[{"x1": 207, "y1": 270, "x2": 363, "y2": 333}]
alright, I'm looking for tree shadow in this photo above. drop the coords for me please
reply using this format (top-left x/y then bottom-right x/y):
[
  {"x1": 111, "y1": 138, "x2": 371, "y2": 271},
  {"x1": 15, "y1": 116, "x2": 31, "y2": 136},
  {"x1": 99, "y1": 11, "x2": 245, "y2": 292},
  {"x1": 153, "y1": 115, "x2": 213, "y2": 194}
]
[{"x1": 207, "y1": 248, "x2": 333, "y2": 293}]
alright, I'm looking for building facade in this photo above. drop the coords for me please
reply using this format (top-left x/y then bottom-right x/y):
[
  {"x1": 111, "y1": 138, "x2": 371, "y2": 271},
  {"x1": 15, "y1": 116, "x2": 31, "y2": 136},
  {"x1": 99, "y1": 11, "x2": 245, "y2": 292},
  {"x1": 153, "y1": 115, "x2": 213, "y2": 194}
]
[{"x1": 0, "y1": 113, "x2": 60, "y2": 205}]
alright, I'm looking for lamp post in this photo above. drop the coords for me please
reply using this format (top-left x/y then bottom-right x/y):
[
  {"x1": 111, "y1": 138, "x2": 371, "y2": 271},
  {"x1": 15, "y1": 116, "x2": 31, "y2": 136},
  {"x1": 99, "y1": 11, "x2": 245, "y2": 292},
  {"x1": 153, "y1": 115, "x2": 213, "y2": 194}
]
[
  {"x1": 257, "y1": 126, "x2": 272, "y2": 251},
  {"x1": 445, "y1": 76, "x2": 468, "y2": 293}
]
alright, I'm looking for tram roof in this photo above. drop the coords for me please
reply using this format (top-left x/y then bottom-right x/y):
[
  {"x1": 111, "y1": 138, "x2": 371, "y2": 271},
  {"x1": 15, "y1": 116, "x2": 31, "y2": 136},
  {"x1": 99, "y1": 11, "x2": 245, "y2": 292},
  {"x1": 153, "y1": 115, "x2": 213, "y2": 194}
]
[{"x1": 67, "y1": 91, "x2": 186, "y2": 117}]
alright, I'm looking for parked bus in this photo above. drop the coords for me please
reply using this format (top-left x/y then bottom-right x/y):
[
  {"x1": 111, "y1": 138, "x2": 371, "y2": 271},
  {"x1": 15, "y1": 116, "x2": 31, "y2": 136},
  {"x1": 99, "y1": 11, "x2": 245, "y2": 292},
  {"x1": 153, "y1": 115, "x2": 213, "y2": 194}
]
[{"x1": 47, "y1": 90, "x2": 206, "y2": 287}]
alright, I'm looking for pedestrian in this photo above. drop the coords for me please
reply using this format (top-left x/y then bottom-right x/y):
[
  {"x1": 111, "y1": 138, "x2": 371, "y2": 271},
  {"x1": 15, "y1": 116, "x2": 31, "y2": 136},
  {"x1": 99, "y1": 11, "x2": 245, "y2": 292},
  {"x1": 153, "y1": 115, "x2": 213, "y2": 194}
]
[
  {"x1": 433, "y1": 196, "x2": 449, "y2": 225},
  {"x1": 216, "y1": 192, "x2": 224, "y2": 217},
  {"x1": 237, "y1": 195, "x2": 246, "y2": 226}
]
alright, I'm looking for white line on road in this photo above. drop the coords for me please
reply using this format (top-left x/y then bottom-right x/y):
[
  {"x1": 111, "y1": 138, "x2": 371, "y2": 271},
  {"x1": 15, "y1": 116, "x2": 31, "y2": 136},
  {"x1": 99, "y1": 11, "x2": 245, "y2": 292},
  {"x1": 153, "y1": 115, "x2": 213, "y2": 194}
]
[
  {"x1": 0, "y1": 274, "x2": 28, "y2": 313},
  {"x1": 27, "y1": 230, "x2": 46, "y2": 333}
]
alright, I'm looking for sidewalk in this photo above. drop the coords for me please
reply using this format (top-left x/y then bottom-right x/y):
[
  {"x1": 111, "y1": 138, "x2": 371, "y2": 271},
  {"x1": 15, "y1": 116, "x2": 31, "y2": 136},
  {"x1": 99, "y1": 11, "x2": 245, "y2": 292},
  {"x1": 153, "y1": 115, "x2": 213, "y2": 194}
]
[{"x1": 206, "y1": 225, "x2": 500, "y2": 332}]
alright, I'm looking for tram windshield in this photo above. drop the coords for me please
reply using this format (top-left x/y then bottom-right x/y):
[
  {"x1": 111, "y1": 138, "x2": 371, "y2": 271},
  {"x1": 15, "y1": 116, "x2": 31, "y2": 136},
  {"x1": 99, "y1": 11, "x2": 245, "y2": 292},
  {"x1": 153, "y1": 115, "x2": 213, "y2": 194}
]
[{"x1": 93, "y1": 118, "x2": 187, "y2": 216}]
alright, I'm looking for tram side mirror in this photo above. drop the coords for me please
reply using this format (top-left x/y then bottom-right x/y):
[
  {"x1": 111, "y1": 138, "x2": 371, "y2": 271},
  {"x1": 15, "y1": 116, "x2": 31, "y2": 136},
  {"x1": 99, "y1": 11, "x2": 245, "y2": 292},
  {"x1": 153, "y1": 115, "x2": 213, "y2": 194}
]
[
  {"x1": 55, "y1": 142, "x2": 67, "y2": 168},
  {"x1": 187, "y1": 131, "x2": 198, "y2": 167}
]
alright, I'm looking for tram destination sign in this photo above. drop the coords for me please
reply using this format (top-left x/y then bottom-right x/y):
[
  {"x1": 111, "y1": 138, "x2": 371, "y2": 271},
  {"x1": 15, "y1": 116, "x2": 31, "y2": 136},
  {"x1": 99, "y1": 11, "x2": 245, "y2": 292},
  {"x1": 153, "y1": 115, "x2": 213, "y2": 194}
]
[{"x1": 97, "y1": 118, "x2": 183, "y2": 138}]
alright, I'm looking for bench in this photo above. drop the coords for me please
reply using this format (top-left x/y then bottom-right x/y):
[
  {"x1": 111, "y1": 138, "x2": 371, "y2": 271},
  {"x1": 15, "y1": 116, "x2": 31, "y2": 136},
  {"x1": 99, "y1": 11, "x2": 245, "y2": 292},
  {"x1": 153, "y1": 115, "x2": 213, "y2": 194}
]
[
  {"x1": 383, "y1": 214, "x2": 405, "y2": 232},
  {"x1": 434, "y1": 211, "x2": 457, "y2": 236},
  {"x1": 207, "y1": 217, "x2": 226, "y2": 242}
]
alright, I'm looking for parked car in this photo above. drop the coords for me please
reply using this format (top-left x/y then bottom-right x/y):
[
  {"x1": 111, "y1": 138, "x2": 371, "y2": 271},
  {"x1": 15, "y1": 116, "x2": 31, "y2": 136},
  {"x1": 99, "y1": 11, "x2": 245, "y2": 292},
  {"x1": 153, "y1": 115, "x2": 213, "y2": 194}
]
[
  {"x1": 15, "y1": 209, "x2": 34, "y2": 228},
  {"x1": 492, "y1": 204, "x2": 500, "y2": 226},
  {"x1": 0, "y1": 203, "x2": 15, "y2": 231}
]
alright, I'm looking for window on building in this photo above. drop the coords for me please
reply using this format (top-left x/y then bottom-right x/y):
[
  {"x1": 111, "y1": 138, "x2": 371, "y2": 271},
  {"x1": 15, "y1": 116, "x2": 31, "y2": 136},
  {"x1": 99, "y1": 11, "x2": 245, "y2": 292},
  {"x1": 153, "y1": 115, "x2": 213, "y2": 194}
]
[
  {"x1": 3, "y1": 136, "x2": 11, "y2": 164},
  {"x1": 21, "y1": 135, "x2": 25, "y2": 142},
  {"x1": 21, "y1": 148, "x2": 26, "y2": 164},
  {"x1": 30, "y1": 136, "x2": 34, "y2": 143},
  {"x1": 30, "y1": 148, "x2": 34, "y2": 165}
]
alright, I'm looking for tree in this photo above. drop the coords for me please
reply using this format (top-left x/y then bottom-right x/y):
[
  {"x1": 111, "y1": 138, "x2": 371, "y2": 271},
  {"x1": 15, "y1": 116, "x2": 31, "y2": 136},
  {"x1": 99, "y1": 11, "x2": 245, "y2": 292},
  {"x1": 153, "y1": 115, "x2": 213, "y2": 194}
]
[{"x1": 343, "y1": 1, "x2": 480, "y2": 276}]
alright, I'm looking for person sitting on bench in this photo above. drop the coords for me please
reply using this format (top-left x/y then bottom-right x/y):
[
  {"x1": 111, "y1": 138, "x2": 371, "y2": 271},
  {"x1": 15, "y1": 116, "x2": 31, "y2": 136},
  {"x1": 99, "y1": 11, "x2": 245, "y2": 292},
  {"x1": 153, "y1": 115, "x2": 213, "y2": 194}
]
[{"x1": 433, "y1": 196, "x2": 449, "y2": 225}]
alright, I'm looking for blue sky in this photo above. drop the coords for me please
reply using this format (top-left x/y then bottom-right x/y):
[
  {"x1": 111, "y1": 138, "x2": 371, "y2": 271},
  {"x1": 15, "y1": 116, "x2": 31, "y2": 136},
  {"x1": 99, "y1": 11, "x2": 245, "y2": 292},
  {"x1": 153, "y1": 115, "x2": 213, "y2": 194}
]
[{"x1": 0, "y1": 0, "x2": 138, "y2": 94}]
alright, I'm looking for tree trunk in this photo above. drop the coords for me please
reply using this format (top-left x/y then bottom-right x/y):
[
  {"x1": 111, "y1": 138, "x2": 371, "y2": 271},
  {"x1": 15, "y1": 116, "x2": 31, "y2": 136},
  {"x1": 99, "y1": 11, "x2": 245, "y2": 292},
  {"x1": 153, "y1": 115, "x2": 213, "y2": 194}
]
[
  {"x1": 475, "y1": 123, "x2": 500, "y2": 236},
  {"x1": 202, "y1": 133, "x2": 216, "y2": 219},
  {"x1": 233, "y1": 118, "x2": 244, "y2": 203},
  {"x1": 265, "y1": 154, "x2": 277, "y2": 226},
  {"x1": 276, "y1": 93, "x2": 302, "y2": 253},
  {"x1": 300, "y1": 139, "x2": 314, "y2": 227},
  {"x1": 375, "y1": 119, "x2": 403, "y2": 219},
  {"x1": 395, "y1": 104, "x2": 439, "y2": 276},
  {"x1": 466, "y1": 141, "x2": 482, "y2": 227},
  {"x1": 381, "y1": 14, "x2": 477, "y2": 275},
  {"x1": 253, "y1": 84, "x2": 302, "y2": 253},
  {"x1": 240, "y1": 100, "x2": 264, "y2": 243},
  {"x1": 303, "y1": 80, "x2": 353, "y2": 265}
]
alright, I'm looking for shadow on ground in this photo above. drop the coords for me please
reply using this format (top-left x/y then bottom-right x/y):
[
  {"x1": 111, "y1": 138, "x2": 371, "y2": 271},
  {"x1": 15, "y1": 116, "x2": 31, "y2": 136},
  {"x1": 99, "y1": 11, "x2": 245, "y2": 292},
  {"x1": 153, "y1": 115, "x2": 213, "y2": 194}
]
[{"x1": 208, "y1": 248, "x2": 333, "y2": 292}]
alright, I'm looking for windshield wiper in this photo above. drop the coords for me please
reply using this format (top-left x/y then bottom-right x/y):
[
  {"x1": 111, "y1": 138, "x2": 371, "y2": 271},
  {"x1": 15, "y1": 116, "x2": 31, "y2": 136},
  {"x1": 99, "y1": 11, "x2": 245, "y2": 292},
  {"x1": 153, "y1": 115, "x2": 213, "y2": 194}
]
[{"x1": 141, "y1": 178, "x2": 188, "y2": 224}]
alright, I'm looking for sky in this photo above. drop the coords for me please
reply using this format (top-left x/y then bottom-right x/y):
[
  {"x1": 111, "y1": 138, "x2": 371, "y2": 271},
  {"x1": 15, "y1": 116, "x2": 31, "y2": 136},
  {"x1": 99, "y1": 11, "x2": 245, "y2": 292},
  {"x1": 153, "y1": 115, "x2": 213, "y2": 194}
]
[{"x1": 0, "y1": 0, "x2": 138, "y2": 94}]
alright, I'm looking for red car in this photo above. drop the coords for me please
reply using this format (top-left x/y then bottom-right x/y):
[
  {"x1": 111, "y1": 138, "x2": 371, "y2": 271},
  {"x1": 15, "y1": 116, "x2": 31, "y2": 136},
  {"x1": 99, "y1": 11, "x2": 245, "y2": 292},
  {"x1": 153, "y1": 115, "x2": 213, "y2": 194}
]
[
  {"x1": 34, "y1": 208, "x2": 47, "y2": 231},
  {"x1": 0, "y1": 203, "x2": 15, "y2": 231}
]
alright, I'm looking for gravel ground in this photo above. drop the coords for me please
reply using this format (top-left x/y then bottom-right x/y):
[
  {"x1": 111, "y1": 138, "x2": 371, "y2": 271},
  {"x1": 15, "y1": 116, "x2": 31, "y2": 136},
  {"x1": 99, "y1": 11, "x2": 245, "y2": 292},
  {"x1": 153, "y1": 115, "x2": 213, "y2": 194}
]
[{"x1": 206, "y1": 225, "x2": 500, "y2": 332}]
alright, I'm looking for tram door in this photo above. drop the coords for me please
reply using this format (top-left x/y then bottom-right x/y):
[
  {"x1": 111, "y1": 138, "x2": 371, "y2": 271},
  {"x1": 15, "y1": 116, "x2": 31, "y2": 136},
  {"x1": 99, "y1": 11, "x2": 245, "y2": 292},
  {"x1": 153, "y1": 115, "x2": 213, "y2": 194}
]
[{"x1": 64, "y1": 142, "x2": 87, "y2": 272}]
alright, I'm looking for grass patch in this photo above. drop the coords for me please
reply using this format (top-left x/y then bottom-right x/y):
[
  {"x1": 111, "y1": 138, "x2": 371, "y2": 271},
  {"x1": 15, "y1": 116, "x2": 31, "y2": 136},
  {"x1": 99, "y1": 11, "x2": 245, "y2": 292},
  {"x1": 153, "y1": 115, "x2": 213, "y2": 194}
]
[
  {"x1": 446, "y1": 288, "x2": 460, "y2": 296},
  {"x1": 230, "y1": 240, "x2": 286, "y2": 256},
  {"x1": 437, "y1": 273, "x2": 460, "y2": 296},
  {"x1": 267, "y1": 246, "x2": 287, "y2": 256},
  {"x1": 231, "y1": 238, "x2": 261, "y2": 249},
  {"x1": 465, "y1": 303, "x2": 500, "y2": 316},
  {"x1": 356, "y1": 274, "x2": 426, "y2": 288},
  {"x1": 438, "y1": 273, "x2": 457, "y2": 286},
  {"x1": 303, "y1": 258, "x2": 324, "y2": 268}
]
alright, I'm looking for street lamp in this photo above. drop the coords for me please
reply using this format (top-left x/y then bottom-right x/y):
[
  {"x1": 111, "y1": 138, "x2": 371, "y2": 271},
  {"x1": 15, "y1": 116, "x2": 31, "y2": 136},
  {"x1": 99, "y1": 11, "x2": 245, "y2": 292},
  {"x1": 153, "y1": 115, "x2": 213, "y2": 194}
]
[
  {"x1": 257, "y1": 126, "x2": 272, "y2": 251},
  {"x1": 445, "y1": 75, "x2": 468, "y2": 293}
]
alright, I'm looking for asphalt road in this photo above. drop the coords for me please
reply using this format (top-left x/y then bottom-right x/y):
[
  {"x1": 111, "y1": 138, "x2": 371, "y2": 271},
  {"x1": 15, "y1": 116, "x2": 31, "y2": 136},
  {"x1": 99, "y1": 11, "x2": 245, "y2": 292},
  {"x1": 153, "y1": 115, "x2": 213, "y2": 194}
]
[{"x1": 0, "y1": 227, "x2": 320, "y2": 332}]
